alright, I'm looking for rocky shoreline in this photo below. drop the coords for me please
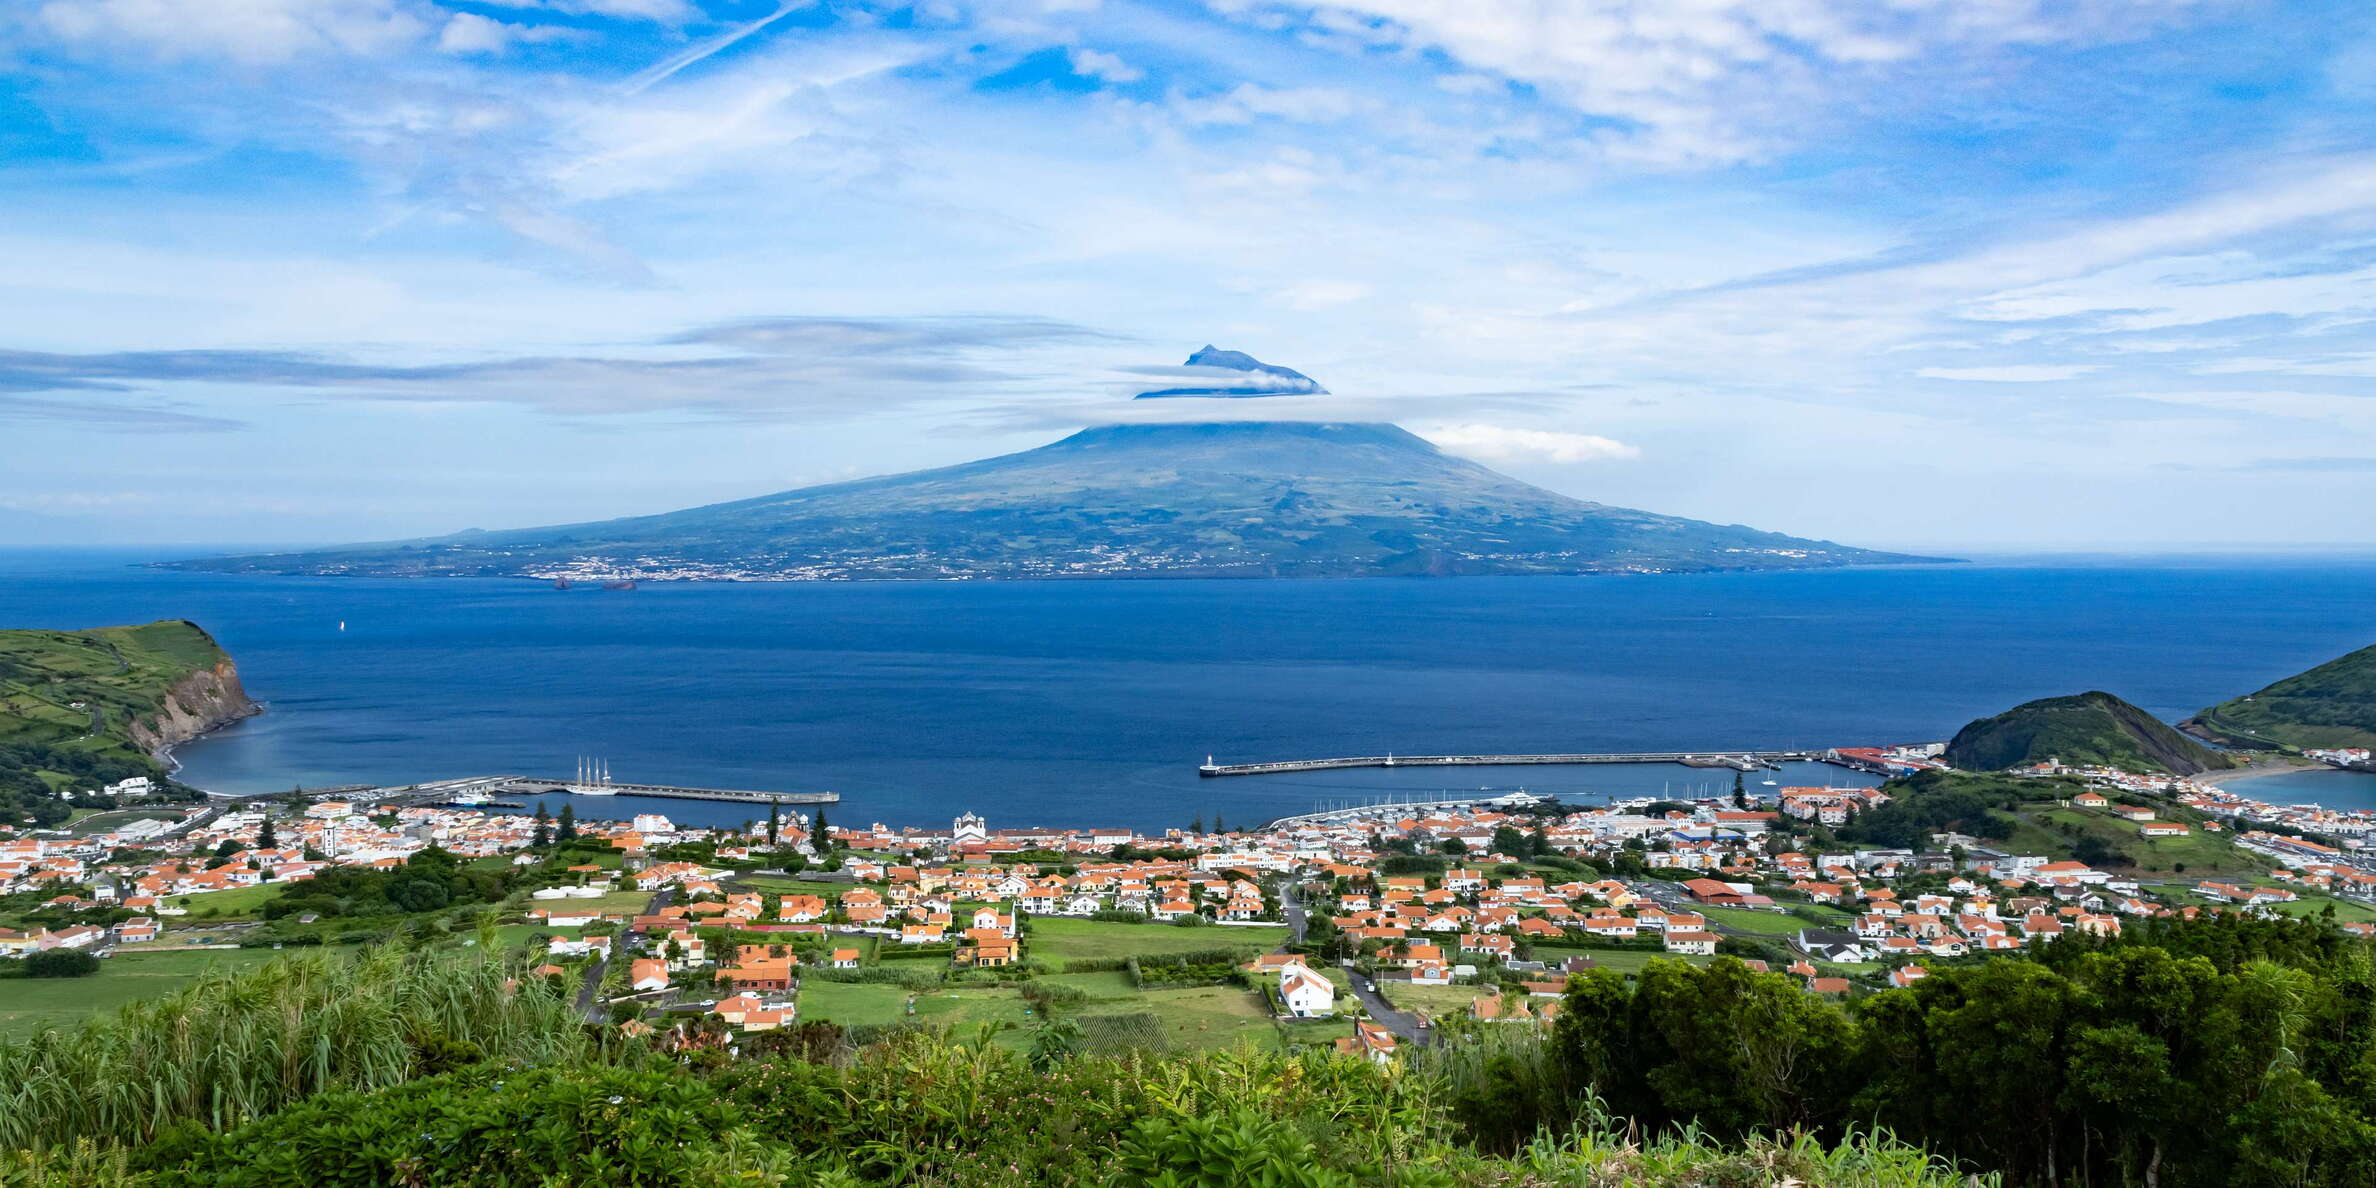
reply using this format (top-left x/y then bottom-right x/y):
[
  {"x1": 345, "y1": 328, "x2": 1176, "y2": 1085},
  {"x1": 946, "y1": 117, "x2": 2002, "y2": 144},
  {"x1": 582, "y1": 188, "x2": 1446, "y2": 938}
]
[{"x1": 130, "y1": 658, "x2": 262, "y2": 767}]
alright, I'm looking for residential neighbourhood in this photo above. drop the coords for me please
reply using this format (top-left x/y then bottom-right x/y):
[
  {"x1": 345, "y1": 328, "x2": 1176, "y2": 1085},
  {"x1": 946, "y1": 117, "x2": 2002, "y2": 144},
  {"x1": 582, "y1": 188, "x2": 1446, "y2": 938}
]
[{"x1": 9, "y1": 753, "x2": 2376, "y2": 1053}]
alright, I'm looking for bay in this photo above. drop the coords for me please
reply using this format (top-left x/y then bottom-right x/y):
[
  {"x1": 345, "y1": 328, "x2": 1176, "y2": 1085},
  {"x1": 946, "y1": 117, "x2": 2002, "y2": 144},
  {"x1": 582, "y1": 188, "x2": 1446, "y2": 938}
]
[{"x1": 4, "y1": 549, "x2": 2373, "y2": 831}]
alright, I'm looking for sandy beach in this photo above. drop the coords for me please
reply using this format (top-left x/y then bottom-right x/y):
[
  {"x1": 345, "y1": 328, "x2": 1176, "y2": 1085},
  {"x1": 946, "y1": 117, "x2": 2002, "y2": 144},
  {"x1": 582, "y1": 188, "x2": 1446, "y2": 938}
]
[{"x1": 2199, "y1": 758, "x2": 2329, "y2": 787}]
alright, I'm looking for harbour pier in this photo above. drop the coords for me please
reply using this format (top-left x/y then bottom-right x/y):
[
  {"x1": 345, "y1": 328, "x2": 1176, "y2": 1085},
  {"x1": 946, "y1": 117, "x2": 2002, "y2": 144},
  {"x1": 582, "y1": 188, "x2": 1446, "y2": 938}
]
[
  {"x1": 1198, "y1": 750, "x2": 1822, "y2": 778},
  {"x1": 240, "y1": 774, "x2": 839, "y2": 808},
  {"x1": 498, "y1": 777, "x2": 838, "y2": 806}
]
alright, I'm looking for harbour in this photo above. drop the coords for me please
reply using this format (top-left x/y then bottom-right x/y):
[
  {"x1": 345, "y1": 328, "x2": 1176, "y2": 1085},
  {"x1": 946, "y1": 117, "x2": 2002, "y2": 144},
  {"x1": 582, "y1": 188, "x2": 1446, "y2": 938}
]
[
  {"x1": 1200, "y1": 749, "x2": 1826, "y2": 777},
  {"x1": 218, "y1": 771, "x2": 839, "y2": 809}
]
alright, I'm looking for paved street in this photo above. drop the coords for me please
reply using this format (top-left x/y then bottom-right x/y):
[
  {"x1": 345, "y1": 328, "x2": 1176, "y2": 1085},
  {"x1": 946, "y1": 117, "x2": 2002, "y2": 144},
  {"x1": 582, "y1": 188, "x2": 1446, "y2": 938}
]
[
  {"x1": 1341, "y1": 965, "x2": 1426, "y2": 1044},
  {"x1": 579, "y1": 883, "x2": 673, "y2": 1022}
]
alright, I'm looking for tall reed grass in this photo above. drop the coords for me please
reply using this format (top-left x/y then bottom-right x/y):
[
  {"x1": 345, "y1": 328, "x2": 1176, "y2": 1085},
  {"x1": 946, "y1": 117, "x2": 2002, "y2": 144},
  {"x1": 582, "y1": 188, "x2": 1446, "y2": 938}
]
[{"x1": 0, "y1": 945, "x2": 590, "y2": 1150}]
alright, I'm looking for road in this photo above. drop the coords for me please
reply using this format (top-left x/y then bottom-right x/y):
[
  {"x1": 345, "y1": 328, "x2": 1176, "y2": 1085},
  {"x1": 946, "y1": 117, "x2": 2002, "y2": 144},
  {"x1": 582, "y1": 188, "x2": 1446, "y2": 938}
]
[
  {"x1": 1280, "y1": 882, "x2": 1309, "y2": 945},
  {"x1": 1341, "y1": 964, "x2": 1426, "y2": 1045},
  {"x1": 578, "y1": 883, "x2": 674, "y2": 1023},
  {"x1": 1276, "y1": 880, "x2": 1423, "y2": 1043}
]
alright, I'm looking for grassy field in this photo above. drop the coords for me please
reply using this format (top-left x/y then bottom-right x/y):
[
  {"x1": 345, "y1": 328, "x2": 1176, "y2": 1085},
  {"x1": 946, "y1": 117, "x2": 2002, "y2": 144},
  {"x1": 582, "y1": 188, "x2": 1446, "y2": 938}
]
[
  {"x1": 1527, "y1": 945, "x2": 1715, "y2": 976},
  {"x1": 733, "y1": 876, "x2": 858, "y2": 901},
  {"x1": 2269, "y1": 894, "x2": 2376, "y2": 925},
  {"x1": 62, "y1": 807, "x2": 184, "y2": 837},
  {"x1": 0, "y1": 948, "x2": 285, "y2": 1038},
  {"x1": 1026, "y1": 918, "x2": 1288, "y2": 969},
  {"x1": 2158, "y1": 889, "x2": 2376, "y2": 926},
  {"x1": 797, "y1": 980, "x2": 922, "y2": 1028},
  {"x1": 797, "y1": 971, "x2": 1296, "y2": 1052},
  {"x1": 526, "y1": 891, "x2": 649, "y2": 919},
  {"x1": 2002, "y1": 807, "x2": 2270, "y2": 877},
  {"x1": 1136, "y1": 985, "x2": 1282, "y2": 1051},
  {"x1": 1035, "y1": 970, "x2": 1140, "y2": 996},
  {"x1": 1700, "y1": 906, "x2": 1833, "y2": 935},
  {"x1": 0, "y1": 620, "x2": 234, "y2": 770},
  {"x1": 1381, "y1": 981, "x2": 1486, "y2": 1018},
  {"x1": 169, "y1": 882, "x2": 285, "y2": 920}
]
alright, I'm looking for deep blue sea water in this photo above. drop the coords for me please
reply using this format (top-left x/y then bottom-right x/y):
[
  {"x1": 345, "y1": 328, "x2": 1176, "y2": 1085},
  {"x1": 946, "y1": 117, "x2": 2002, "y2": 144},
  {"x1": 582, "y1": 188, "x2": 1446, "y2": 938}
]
[{"x1": 3, "y1": 549, "x2": 2374, "y2": 831}]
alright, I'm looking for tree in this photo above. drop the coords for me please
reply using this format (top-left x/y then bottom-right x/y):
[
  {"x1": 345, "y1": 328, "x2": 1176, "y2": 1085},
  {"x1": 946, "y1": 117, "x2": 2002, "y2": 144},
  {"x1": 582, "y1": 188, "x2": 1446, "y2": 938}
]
[
  {"x1": 1212, "y1": 813, "x2": 1226, "y2": 835},
  {"x1": 1190, "y1": 814, "x2": 1204, "y2": 835},
  {"x1": 1491, "y1": 825, "x2": 1528, "y2": 857},
  {"x1": 812, "y1": 807, "x2": 831, "y2": 851},
  {"x1": 532, "y1": 803, "x2": 551, "y2": 848},
  {"x1": 766, "y1": 801, "x2": 780, "y2": 847},
  {"x1": 1732, "y1": 771, "x2": 1748, "y2": 810},
  {"x1": 257, "y1": 816, "x2": 278, "y2": 849},
  {"x1": 388, "y1": 877, "x2": 450, "y2": 913},
  {"x1": 213, "y1": 838, "x2": 239, "y2": 859},
  {"x1": 24, "y1": 949, "x2": 99, "y2": 978},
  {"x1": 557, "y1": 803, "x2": 578, "y2": 842}
]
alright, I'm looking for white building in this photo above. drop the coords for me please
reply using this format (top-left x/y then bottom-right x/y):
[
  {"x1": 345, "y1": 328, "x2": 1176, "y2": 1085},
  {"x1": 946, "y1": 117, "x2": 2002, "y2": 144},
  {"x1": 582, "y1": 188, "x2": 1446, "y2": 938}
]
[{"x1": 1279, "y1": 965, "x2": 1335, "y2": 1018}]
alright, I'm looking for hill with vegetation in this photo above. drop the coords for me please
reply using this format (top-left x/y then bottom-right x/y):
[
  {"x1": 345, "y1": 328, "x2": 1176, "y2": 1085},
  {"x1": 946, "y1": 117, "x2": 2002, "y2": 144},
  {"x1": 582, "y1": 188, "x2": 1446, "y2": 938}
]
[
  {"x1": 166, "y1": 421, "x2": 1946, "y2": 581},
  {"x1": 1945, "y1": 690, "x2": 2235, "y2": 775},
  {"x1": 0, "y1": 620, "x2": 256, "y2": 826},
  {"x1": 2187, "y1": 643, "x2": 2376, "y2": 751},
  {"x1": 1831, "y1": 769, "x2": 2269, "y2": 876}
]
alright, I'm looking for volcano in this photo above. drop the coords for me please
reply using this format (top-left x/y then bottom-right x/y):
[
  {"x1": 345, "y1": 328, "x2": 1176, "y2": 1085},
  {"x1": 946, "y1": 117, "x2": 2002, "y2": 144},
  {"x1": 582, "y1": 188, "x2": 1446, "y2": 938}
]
[{"x1": 169, "y1": 419, "x2": 1945, "y2": 581}]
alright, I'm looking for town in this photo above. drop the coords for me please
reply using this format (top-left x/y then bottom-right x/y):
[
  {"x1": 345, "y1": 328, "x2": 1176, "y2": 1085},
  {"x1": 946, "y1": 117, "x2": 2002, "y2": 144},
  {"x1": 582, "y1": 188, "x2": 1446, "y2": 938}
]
[{"x1": 9, "y1": 749, "x2": 2376, "y2": 1059}]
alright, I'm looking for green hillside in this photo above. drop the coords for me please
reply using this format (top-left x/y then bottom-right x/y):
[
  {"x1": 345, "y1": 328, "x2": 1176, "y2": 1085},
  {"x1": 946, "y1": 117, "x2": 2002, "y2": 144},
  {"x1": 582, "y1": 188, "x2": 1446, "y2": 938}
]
[
  {"x1": 2187, "y1": 643, "x2": 2376, "y2": 751},
  {"x1": 1945, "y1": 690, "x2": 2235, "y2": 775},
  {"x1": 1839, "y1": 770, "x2": 2269, "y2": 876},
  {"x1": 0, "y1": 620, "x2": 252, "y2": 826}
]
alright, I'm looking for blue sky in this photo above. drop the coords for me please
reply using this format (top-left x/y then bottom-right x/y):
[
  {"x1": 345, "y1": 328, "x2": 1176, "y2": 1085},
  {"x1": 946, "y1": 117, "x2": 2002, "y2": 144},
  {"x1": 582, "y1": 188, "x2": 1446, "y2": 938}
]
[{"x1": 2, "y1": 0, "x2": 2372, "y2": 550}]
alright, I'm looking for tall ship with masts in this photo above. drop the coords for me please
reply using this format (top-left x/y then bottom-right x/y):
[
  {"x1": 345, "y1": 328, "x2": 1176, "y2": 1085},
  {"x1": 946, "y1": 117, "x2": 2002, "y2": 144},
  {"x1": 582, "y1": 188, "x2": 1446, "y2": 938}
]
[{"x1": 572, "y1": 756, "x2": 619, "y2": 796}]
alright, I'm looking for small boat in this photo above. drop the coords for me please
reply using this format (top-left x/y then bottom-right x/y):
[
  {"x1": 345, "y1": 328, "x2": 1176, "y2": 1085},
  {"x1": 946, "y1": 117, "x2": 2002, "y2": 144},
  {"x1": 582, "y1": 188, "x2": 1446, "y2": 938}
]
[{"x1": 1760, "y1": 779, "x2": 1778, "y2": 786}]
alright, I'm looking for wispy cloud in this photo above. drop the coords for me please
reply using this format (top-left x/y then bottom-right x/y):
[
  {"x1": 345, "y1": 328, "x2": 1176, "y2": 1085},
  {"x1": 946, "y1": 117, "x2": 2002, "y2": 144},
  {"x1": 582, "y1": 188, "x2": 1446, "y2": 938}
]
[
  {"x1": 0, "y1": 393, "x2": 246, "y2": 433},
  {"x1": 1419, "y1": 423, "x2": 1640, "y2": 464},
  {"x1": 1916, "y1": 365, "x2": 2101, "y2": 383},
  {"x1": 0, "y1": 315, "x2": 1116, "y2": 422}
]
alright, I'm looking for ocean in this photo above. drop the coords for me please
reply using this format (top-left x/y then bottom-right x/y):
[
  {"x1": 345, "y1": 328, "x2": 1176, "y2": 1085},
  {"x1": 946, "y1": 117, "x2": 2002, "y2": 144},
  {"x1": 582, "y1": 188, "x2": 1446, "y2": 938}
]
[{"x1": 4, "y1": 549, "x2": 2374, "y2": 831}]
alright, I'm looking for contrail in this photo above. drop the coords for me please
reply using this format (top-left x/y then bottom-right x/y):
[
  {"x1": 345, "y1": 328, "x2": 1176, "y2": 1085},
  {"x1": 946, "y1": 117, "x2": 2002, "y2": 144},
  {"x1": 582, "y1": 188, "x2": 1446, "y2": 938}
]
[{"x1": 622, "y1": 1, "x2": 811, "y2": 96}]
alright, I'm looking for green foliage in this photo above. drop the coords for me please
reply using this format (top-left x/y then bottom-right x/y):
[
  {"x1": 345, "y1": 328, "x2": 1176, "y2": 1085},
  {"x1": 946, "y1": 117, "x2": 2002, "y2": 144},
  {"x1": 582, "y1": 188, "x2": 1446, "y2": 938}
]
[
  {"x1": 1127, "y1": 950, "x2": 1252, "y2": 990},
  {"x1": 142, "y1": 1062, "x2": 794, "y2": 1187},
  {"x1": 1113, "y1": 1109, "x2": 1356, "y2": 1188},
  {"x1": 0, "y1": 621, "x2": 237, "y2": 826},
  {"x1": 1837, "y1": 770, "x2": 2060, "y2": 849},
  {"x1": 0, "y1": 945, "x2": 591, "y2": 1150},
  {"x1": 259, "y1": 845, "x2": 502, "y2": 923},
  {"x1": 22, "y1": 951, "x2": 98, "y2": 979},
  {"x1": 2192, "y1": 642, "x2": 2376, "y2": 751},
  {"x1": 1946, "y1": 690, "x2": 2233, "y2": 774},
  {"x1": 1073, "y1": 1011, "x2": 1168, "y2": 1055},
  {"x1": 1522, "y1": 917, "x2": 2376, "y2": 1187},
  {"x1": 117, "y1": 1028, "x2": 1982, "y2": 1188}
]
